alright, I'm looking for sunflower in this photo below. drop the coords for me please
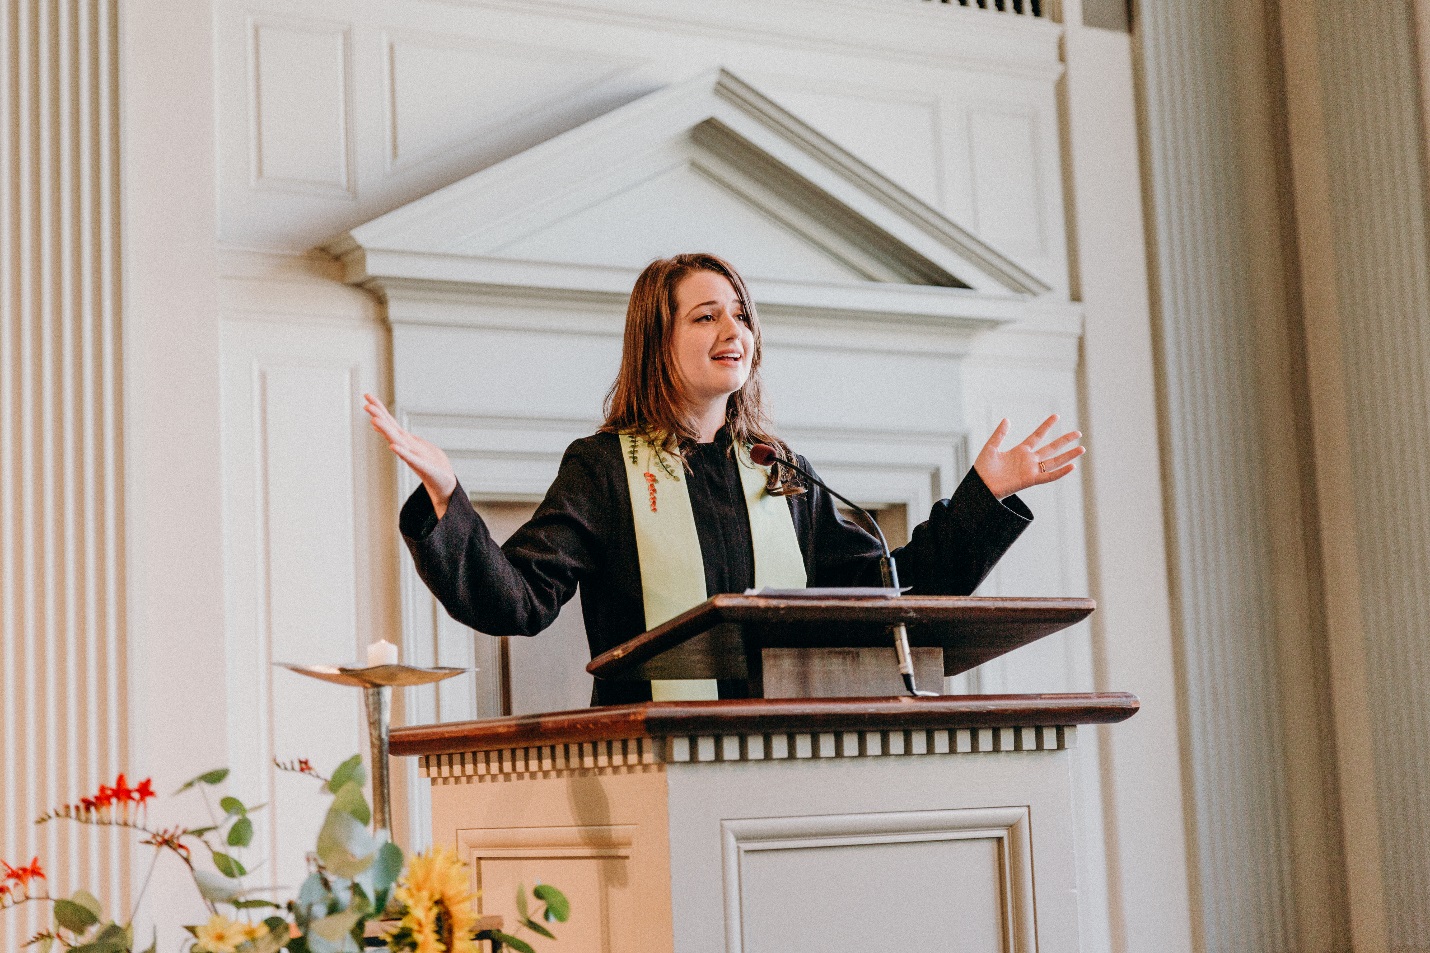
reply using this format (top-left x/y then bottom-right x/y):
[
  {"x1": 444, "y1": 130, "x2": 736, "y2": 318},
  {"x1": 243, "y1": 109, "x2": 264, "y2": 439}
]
[{"x1": 391, "y1": 847, "x2": 480, "y2": 953}]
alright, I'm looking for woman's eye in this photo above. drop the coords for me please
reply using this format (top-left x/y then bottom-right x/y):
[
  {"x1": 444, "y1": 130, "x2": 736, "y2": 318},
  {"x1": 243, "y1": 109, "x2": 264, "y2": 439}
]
[{"x1": 736, "y1": 314, "x2": 750, "y2": 324}]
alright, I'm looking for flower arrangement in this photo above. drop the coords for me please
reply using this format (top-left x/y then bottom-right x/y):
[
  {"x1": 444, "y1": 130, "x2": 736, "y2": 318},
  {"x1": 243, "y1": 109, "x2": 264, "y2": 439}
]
[{"x1": 1, "y1": 756, "x2": 568, "y2": 953}]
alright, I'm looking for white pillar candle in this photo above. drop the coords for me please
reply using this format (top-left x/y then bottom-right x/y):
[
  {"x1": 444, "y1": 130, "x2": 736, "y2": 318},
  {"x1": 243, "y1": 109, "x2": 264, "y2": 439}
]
[{"x1": 367, "y1": 639, "x2": 399, "y2": 667}]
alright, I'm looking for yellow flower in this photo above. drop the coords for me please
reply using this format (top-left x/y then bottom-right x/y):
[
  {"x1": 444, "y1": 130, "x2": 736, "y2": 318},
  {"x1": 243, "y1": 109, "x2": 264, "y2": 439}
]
[
  {"x1": 392, "y1": 847, "x2": 480, "y2": 953},
  {"x1": 193, "y1": 913, "x2": 253, "y2": 953}
]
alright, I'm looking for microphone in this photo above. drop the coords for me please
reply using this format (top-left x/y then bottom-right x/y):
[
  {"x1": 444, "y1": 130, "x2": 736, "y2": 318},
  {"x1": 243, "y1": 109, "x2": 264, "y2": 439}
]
[{"x1": 750, "y1": 443, "x2": 938, "y2": 697}]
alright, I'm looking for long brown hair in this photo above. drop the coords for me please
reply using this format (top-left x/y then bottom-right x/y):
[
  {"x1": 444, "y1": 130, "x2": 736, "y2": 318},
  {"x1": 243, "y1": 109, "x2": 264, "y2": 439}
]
[{"x1": 601, "y1": 253, "x2": 787, "y2": 460}]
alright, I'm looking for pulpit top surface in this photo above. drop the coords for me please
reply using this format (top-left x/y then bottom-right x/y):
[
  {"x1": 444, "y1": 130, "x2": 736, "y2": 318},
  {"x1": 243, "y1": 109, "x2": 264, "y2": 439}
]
[{"x1": 388, "y1": 692, "x2": 1137, "y2": 758}]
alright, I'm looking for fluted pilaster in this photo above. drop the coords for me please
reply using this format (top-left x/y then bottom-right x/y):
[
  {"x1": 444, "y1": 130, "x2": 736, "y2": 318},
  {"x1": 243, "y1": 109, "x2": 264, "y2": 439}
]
[
  {"x1": 1137, "y1": 1, "x2": 1298, "y2": 949},
  {"x1": 1314, "y1": 1, "x2": 1430, "y2": 946},
  {"x1": 1, "y1": 0, "x2": 127, "y2": 943}
]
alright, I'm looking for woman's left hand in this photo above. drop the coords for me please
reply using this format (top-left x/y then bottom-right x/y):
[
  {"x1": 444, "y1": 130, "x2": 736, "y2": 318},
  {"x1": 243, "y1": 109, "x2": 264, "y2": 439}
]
[{"x1": 973, "y1": 414, "x2": 1085, "y2": 500}]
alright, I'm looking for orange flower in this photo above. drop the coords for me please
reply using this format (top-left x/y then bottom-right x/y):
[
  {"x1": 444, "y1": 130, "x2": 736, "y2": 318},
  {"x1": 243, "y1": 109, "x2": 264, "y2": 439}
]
[
  {"x1": 110, "y1": 774, "x2": 134, "y2": 803},
  {"x1": 133, "y1": 778, "x2": 155, "y2": 804},
  {"x1": 3, "y1": 857, "x2": 45, "y2": 889}
]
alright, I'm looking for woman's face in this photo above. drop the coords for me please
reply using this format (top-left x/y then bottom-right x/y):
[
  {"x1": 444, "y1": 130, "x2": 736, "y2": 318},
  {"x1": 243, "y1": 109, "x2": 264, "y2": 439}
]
[{"x1": 669, "y1": 270, "x2": 755, "y2": 410}]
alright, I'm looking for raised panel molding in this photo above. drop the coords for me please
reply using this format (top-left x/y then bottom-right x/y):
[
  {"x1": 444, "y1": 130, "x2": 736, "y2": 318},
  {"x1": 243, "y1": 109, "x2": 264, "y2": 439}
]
[
  {"x1": 220, "y1": 315, "x2": 394, "y2": 883},
  {"x1": 967, "y1": 107, "x2": 1046, "y2": 260},
  {"x1": 383, "y1": 31, "x2": 631, "y2": 174},
  {"x1": 250, "y1": 18, "x2": 354, "y2": 195},
  {"x1": 721, "y1": 808, "x2": 1035, "y2": 953}
]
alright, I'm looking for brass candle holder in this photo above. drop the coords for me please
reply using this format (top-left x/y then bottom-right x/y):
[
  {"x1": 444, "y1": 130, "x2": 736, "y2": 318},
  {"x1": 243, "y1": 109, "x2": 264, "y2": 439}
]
[{"x1": 276, "y1": 660, "x2": 465, "y2": 834}]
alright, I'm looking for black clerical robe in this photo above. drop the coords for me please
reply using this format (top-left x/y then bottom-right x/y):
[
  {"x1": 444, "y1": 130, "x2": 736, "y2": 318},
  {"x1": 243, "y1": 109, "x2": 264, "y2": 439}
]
[{"x1": 400, "y1": 429, "x2": 1033, "y2": 705}]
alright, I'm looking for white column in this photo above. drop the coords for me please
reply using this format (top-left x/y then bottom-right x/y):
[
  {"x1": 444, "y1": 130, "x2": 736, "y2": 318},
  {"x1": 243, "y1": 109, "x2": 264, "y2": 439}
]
[
  {"x1": 1, "y1": 0, "x2": 126, "y2": 943},
  {"x1": 1060, "y1": 4, "x2": 1198, "y2": 950}
]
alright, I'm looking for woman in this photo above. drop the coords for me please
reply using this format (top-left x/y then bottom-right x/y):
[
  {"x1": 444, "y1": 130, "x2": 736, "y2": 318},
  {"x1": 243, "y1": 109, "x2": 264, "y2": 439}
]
[{"x1": 364, "y1": 253, "x2": 1084, "y2": 705}]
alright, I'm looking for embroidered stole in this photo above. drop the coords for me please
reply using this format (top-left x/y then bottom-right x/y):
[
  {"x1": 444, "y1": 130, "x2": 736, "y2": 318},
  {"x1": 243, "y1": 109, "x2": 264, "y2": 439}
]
[{"x1": 620, "y1": 434, "x2": 807, "y2": 701}]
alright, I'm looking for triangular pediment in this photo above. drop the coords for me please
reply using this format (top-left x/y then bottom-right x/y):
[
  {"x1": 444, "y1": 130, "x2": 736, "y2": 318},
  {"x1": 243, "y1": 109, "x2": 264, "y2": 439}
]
[{"x1": 328, "y1": 69, "x2": 1053, "y2": 323}]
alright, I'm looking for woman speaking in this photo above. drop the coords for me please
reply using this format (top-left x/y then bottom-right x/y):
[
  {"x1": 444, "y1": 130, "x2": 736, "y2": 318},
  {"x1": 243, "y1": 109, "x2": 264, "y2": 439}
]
[{"x1": 364, "y1": 253, "x2": 1084, "y2": 705}]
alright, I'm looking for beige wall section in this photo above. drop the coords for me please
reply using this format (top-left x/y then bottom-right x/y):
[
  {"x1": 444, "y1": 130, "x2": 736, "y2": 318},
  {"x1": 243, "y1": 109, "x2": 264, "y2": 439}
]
[
  {"x1": 1278, "y1": 6, "x2": 1386, "y2": 945},
  {"x1": 1060, "y1": 7, "x2": 1197, "y2": 951},
  {"x1": 429, "y1": 769, "x2": 675, "y2": 953},
  {"x1": 1, "y1": 1, "x2": 127, "y2": 944}
]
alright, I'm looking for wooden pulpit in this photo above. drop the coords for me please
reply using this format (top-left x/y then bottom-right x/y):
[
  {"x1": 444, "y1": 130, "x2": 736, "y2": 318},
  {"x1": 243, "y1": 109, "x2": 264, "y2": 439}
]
[{"x1": 391, "y1": 597, "x2": 1136, "y2": 953}]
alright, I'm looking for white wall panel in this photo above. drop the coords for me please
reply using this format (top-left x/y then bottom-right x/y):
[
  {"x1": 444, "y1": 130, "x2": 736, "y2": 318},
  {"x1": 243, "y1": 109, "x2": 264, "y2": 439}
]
[
  {"x1": 251, "y1": 19, "x2": 353, "y2": 194},
  {"x1": 219, "y1": 270, "x2": 399, "y2": 880},
  {"x1": 967, "y1": 107, "x2": 1047, "y2": 261},
  {"x1": 385, "y1": 31, "x2": 630, "y2": 173}
]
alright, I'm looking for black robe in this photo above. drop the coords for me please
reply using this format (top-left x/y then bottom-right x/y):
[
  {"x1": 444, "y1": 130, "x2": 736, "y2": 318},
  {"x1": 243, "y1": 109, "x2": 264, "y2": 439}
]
[{"x1": 400, "y1": 429, "x2": 1032, "y2": 705}]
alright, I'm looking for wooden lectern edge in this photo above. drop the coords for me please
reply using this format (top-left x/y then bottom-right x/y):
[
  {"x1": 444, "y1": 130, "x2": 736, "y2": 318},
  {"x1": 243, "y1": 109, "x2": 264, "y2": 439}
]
[
  {"x1": 388, "y1": 692, "x2": 1139, "y2": 758},
  {"x1": 585, "y1": 594, "x2": 1097, "y2": 679}
]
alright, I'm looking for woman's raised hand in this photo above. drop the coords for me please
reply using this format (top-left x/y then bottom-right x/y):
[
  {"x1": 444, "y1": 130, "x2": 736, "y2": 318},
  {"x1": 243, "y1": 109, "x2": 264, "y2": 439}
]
[
  {"x1": 973, "y1": 414, "x2": 1085, "y2": 501},
  {"x1": 363, "y1": 394, "x2": 458, "y2": 519}
]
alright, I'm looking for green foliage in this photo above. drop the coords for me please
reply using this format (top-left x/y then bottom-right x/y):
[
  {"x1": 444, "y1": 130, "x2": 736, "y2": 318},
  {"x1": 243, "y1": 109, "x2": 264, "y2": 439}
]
[
  {"x1": 488, "y1": 931, "x2": 536, "y2": 953},
  {"x1": 228, "y1": 816, "x2": 255, "y2": 848},
  {"x1": 175, "y1": 768, "x2": 229, "y2": 794},
  {"x1": 5, "y1": 753, "x2": 571, "y2": 953},
  {"x1": 52, "y1": 898, "x2": 100, "y2": 934},
  {"x1": 326, "y1": 756, "x2": 365, "y2": 795},
  {"x1": 532, "y1": 884, "x2": 570, "y2": 923}
]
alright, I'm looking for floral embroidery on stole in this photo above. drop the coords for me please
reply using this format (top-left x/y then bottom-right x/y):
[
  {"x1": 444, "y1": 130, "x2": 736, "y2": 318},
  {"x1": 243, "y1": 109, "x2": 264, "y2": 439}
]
[{"x1": 620, "y1": 434, "x2": 807, "y2": 701}]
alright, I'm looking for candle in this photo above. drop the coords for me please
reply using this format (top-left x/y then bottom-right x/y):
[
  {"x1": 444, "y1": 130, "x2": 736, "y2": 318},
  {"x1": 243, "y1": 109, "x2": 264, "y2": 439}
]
[{"x1": 367, "y1": 639, "x2": 399, "y2": 667}]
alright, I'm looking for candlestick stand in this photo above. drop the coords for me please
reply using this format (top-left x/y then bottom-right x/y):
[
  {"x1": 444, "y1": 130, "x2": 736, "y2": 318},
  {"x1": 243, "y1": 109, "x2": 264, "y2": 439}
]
[{"x1": 276, "y1": 661, "x2": 465, "y2": 834}]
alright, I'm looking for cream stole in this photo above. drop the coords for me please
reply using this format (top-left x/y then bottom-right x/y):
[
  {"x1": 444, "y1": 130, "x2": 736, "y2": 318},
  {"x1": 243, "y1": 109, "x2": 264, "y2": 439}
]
[{"x1": 620, "y1": 434, "x2": 807, "y2": 701}]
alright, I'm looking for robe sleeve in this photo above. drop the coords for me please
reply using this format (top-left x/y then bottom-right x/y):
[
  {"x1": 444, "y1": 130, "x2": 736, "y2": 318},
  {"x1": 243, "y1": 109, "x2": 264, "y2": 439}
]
[
  {"x1": 399, "y1": 443, "x2": 605, "y2": 637},
  {"x1": 804, "y1": 459, "x2": 1032, "y2": 595}
]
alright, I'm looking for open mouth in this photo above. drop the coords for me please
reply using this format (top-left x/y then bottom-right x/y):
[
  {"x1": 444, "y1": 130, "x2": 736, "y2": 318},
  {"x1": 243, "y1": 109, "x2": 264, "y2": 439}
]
[{"x1": 712, "y1": 352, "x2": 743, "y2": 366}]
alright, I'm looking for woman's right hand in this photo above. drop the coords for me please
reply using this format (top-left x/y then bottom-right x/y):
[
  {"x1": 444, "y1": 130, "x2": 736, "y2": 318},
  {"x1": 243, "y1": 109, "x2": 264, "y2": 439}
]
[{"x1": 363, "y1": 393, "x2": 457, "y2": 519}]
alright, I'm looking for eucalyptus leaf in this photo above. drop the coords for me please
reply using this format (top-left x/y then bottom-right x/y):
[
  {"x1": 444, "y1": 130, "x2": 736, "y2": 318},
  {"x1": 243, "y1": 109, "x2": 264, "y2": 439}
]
[
  {"x1": 231, "y1": 898, "x2": 279, "y2": 910},
  {"x1": 326, "y1": 755, "x2": 365, "y2": 795},
  {"x1": 220, "y1": 796, "x2": 247, "y2": 817},
  {"x1": 228, "y1": 816, "x2": 254, "y2": 847},
  {"x1": 69, "y1": 890, "x2": 104, "y2": 922},
  {"x1": 309, "y1": 907, "x2": 363, "y2": 946},
  {"x1": 369, "y1": 840, "x2": 403, "y2": 908},
  {"x1": 533, "y1": 883, "x2": 570, "y2": 922},
  {"x1": 69, "y1": 922, "x2": 128, "y2": 953},
  {"x1": 521, "y1": 917, "x2": 557, "y2": 940},
  {"x1": 176, "y1": 767, "x2": 229, "y2": 793},
  {"x1": 330, "y1": 781, "x2": 371, "y2": 826},
  {"x1": 295, "y1": 872, "x2": 329, "y2": 915},
  {"x1": 488, "y1": 931, "x2": 535, "y2": 953},
  {"x1": 316, "y1": 802, "x2": 377, "y2": 879},
  {"x1": 194, "y1": 870, "x2": 242, "y2": 902},
  {"x1": 52, "y1": 899, "x2": 100, "y2": 934},
  {"x1": 212, "y1": 851, "x2": 248, "y2": 878},
  {"x1": 516, "y1": 883, "x2": 529, "y2": 920}
]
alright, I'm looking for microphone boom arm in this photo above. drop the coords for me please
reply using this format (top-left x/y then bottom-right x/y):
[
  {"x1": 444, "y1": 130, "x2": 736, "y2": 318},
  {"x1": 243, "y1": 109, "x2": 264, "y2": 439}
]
[{"x1": 751, "y1": 446, "x2": 938, "y2": 697}]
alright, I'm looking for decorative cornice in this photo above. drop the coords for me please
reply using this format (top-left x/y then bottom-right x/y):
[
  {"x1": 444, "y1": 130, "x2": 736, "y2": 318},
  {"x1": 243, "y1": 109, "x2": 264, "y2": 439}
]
[{"x1": 419, "y1": 723, "x2": 1077, "y2": 782}]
